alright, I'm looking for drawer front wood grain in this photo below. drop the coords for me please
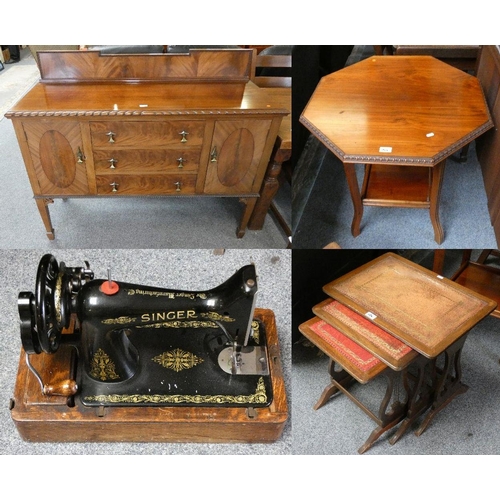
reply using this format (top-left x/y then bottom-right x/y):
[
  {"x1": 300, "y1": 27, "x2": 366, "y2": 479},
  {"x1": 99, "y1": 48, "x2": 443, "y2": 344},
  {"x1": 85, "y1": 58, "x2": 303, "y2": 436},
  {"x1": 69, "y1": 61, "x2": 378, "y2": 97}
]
[
  {"x1": 90, "y1": 121, "x2": 206, "y2": 147},
  {"x1": 93, "y1": 149, "x2": 201, "y2": 173},
  {"x1": 96, "y1": 174, "x2": 197, "y2": 195}
]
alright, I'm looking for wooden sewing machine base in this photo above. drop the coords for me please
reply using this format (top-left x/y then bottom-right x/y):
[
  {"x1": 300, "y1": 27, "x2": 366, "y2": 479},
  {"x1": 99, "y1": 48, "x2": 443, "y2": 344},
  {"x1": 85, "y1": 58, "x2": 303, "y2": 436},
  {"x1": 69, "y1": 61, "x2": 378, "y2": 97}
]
[{"x1": 10, "y1": 308, "x2": 288, "y2": 443}]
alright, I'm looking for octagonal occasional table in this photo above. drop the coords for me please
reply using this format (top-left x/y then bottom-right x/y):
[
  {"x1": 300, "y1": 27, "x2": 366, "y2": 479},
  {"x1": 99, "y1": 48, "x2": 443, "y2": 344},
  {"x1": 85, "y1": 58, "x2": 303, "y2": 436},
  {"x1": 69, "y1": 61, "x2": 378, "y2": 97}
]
[{"x1": 300, "y1": 56, "x2": 494, "y2": 244}]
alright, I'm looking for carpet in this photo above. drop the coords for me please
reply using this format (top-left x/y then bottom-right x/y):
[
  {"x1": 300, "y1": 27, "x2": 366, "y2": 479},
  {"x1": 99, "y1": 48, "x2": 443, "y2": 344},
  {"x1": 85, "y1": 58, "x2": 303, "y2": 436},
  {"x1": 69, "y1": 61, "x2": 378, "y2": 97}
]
[{"x1": 0, "y1": 53, "x2": 39, "y2": 119}]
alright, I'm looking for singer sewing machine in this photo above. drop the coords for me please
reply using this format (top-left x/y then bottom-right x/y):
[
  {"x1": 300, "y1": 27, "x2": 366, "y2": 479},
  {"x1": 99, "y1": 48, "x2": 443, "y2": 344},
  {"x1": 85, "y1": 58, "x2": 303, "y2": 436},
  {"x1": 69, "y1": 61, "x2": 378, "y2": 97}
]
[{"x1": 10, "y1": 254, "x2": 287, "y2": 443}]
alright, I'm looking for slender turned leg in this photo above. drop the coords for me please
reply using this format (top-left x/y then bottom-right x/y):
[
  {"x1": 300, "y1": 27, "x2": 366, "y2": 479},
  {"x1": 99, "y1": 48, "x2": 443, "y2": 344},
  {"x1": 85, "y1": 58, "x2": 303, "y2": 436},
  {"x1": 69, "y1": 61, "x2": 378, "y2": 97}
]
[
  {"x1": 248, "y1": 141, "x2": 290, "y2": 230},
  {"x1": 236, "y1": 197, "x2": 258, "y2": 238},
  {"x1": 415, "y1": 336, "x2": 469, "y2": 437},
  {"x1": 429, "y1": 160, "x2": 446, "y2": 245},
  {"x1": 343, "y1": 163, "x2": 363, "y2": 237},
  {"x1": 35, "y1": 198, "x2": 55, "y2": 240}
]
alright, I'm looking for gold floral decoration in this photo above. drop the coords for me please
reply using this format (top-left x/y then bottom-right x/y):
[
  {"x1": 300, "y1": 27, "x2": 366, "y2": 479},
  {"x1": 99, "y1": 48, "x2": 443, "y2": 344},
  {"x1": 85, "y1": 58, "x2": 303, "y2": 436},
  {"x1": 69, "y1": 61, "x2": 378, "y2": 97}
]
[
  {"x1": 90, "y1": 348, "x2": 120, "y2": 381},
  {"x1": 152, "y1": 348, "x2": 204, "y2": 372}
]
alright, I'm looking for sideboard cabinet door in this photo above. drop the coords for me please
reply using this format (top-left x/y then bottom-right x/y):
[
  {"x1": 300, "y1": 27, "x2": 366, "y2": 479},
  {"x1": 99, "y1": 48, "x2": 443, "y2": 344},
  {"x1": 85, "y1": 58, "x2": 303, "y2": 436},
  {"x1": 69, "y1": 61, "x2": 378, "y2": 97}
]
[
  {"x1": 22, "y1": 120, "x2": 91, "y2": 196},
  {"x1": 203, "y1": 119, "x2": 272, "y2": 194}
]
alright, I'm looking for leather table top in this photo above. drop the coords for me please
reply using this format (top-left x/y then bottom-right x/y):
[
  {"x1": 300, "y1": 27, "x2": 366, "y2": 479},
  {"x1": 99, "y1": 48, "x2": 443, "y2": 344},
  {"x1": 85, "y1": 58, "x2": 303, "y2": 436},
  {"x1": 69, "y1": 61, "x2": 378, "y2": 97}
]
[{"x1": 323, "y1": 253, "x2": 497, "y2": 358}]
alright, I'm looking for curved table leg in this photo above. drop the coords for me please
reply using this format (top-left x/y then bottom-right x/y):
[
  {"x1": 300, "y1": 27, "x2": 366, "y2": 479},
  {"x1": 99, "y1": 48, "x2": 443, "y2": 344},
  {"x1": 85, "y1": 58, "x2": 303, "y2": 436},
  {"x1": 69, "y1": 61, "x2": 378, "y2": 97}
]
[
  {"x1": 415, "y1": 336, "x2": 469, "y2": 437},
  {"x1": 314, "y1": 382, "x2": 339, "y2": 410},
  {"x1": 389, "y1": 356, "x2": 433, "y2": 445},
  {"x1": 359, "y1": 370, "x2": 406, "y2": 454},
  {"x1": 343, "y1": 163, "x2": 363, "y2": 237},
  {"x1": 359, "y1": 419, "x2": 402, "y2": 455},
  {"x1": 314, "y1": 359, "x2": 355, "y2": 410},
  {"x1": 314, "y1": 359, "x2": 408, "y2": 454},
  {"x1": 429, "y1": 160, "x2": 446, "y2": 245}
]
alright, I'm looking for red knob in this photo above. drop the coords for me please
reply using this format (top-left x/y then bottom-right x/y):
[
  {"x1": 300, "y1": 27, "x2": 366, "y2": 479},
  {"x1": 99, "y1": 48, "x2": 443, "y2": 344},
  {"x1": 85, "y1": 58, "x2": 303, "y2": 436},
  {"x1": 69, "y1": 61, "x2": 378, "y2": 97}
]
[{"x1": 100, "y1": 280, "x2": 120, "y2": 295}]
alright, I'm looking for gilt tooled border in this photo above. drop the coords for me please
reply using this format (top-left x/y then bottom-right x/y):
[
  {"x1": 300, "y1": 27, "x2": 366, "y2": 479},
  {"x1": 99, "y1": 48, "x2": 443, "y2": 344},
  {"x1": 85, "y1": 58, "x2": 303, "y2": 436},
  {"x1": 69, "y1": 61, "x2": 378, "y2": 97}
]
[
  {"x1": 319, "y1": 302, "x2": 410, "y2": 359},
  {"x1": 82, "y1": 377, "x2": 268, "y2": 405},
  {"x1": 331, "y1": 255, "x2": 490, "y2": 344},
  {"x1": 299, "y1": 115, "x2": 494, "y2": 167},
  {"x1": 5, "y1": 108, "x2": 289, "y2": 118}
]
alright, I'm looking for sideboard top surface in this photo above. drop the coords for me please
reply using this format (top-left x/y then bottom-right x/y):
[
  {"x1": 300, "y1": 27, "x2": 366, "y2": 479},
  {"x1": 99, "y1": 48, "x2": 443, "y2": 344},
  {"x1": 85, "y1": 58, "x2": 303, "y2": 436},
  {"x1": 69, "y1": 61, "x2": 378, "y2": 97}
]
[{"x1": 6, "y1": 81, "x2": 289, "y2": 118}]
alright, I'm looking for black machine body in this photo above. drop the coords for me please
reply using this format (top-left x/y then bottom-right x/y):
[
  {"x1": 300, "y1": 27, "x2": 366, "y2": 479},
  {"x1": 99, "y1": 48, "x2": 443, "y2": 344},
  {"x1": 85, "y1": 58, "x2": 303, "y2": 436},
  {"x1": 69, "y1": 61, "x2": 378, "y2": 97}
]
[{"x1": 18, "y1": 254, "x2": 272, "y2": 408}]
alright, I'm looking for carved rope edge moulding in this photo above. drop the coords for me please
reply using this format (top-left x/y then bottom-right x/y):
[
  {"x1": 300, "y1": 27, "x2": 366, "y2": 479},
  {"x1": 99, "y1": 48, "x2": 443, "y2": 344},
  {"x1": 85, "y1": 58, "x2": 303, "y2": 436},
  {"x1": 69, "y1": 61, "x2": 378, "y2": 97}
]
[
  {"x1": 4, "y1": 109, "x2": 288, "y2": 118},
  {"x1": 300, "y1": 116, "x2": 494, "y2": 167}
]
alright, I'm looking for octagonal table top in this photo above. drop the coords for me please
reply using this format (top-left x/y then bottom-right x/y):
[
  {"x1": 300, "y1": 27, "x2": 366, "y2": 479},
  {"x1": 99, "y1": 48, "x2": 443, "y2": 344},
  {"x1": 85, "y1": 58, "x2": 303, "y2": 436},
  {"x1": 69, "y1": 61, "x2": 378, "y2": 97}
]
[{"x1": 300, "y1": 56, "x2": 494, "y2": 167}]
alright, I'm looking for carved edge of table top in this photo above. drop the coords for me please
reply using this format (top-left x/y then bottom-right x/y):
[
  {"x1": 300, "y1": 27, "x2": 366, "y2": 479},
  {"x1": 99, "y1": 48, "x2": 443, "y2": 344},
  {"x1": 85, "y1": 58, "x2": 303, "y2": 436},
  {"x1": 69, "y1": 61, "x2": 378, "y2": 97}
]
[
  {"x1": 5, "y1": 108, "x2": 290, "y2": 119},
  {"x1": 299, "y1": 115, "x2": 494, "y2": 167}
]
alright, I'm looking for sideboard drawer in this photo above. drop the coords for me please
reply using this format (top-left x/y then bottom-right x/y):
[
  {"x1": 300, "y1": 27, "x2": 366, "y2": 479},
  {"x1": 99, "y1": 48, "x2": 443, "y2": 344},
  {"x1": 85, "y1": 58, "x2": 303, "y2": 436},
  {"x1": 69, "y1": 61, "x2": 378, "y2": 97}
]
[
  {"x1": 96, "y1": 174, "x2": 197, "y2": 195},
  {"x1": 93, "y1": 149, "x2": 201, "y2": 173},
  {"x1": 90, "y1": 121, "x2": 206, "y2": 148}
]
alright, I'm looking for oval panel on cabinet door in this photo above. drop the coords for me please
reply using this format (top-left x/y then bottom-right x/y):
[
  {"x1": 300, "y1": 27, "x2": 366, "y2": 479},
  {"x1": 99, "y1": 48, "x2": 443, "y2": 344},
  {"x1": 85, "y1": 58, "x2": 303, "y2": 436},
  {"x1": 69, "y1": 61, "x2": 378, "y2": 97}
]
[
  {"x1": 39, "y1": 130, "x2": 77, "y2": 188},
  {"x1": 217, "y1": 128, "x2": 254, "y2": 186}
]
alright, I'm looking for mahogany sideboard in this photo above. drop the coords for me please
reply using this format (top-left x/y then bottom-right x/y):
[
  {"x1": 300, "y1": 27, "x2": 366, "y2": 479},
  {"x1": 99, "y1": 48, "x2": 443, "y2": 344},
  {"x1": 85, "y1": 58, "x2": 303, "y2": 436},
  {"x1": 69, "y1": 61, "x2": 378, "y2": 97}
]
[{"x1": 5, "y1": 49, "x2": 289, "y2": 240}]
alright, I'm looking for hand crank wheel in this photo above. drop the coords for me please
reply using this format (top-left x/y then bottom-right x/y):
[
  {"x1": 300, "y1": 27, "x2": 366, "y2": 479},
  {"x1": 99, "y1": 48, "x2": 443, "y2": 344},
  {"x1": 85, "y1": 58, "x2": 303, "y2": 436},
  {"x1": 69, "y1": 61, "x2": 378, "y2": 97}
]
[
  {"x1": 34, "y1": 253, "x2": 60, "y2": 353},
  {"x1": 18, "y1": 291, "x2": 40, "y2": 354}
]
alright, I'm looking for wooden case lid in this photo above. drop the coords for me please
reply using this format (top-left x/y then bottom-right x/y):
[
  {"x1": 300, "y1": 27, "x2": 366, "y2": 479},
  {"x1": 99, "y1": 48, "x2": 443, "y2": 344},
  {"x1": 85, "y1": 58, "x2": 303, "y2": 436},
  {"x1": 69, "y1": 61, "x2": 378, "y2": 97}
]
[
  {"x1": 298, "y1": 316, "x2": 387, "y2": 384},
  {"x1": 313, "y1": 298, "x2": 418, "y2": 371},
  {"x1": 323, "y1": 253, "x2": 497, "y2": 358}
]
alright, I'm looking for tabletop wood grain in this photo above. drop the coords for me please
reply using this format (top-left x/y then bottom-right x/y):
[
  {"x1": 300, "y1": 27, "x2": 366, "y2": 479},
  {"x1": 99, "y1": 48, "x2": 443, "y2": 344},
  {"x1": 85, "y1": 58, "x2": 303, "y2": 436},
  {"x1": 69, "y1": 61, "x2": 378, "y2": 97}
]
[{"x1": 301, "y1": 56, "x2": 493, "y2": 166}]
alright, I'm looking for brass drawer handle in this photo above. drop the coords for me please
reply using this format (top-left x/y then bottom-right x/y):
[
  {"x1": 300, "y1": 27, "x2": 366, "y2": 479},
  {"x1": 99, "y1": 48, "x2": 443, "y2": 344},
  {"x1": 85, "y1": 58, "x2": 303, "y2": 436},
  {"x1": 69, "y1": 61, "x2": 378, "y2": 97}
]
[
  {"x1": 179, "y1": 130, "x2": 189, "y2": 143},
  {"x1": 174, "y1": 181, "x2": 182, "y2": 192},
  {"x1": 110, "y1": 182, "x2": 119, "y2": 193},
  {"x1": 106, "y1": 131, "x2": 116, "y2": 143},
  {"x1": 177, "y1": 157, "x2": 185, "y2": 169},
  {"x1": 76, "y1": 147, "x2": 85, "y2": 164},
  {"x1": 210, "y1": 146, "x2": 218, "y2": 162},
  {"x1": 108, "y1": 158, "x2": 117, "y2": 169}
]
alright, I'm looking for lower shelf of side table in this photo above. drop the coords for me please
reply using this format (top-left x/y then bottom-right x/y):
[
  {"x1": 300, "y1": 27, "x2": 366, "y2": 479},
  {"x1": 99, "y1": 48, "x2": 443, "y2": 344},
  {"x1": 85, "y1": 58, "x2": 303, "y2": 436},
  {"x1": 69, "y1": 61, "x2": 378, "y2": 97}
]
[{"x1": 362, "y1": 164, "x2": 431, "y2": 207}]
